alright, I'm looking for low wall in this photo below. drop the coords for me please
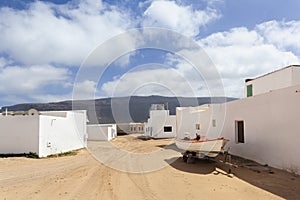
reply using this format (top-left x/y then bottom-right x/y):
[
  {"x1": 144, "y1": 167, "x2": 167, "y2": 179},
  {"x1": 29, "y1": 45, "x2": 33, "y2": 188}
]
[
  {"x1": 87, "y1": 124, "x2": 117, "y2": 141},
  {"x1": 0, "y1": 115, "x2": 39, "y2": 155}
]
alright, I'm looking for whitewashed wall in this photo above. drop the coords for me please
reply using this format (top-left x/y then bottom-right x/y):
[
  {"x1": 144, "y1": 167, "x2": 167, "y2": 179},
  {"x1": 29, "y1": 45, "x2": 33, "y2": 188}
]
[
  {"x1": 87, "y1": 124, "x2": 117, "y2": 141},
  {"x1": 144, "y1": 122, "x2": 150, "y2": 137},
  {"x1": 202, "y1": 84, "x2": 300, "y2": 174},
  {"x1": 0, "y1": 115, "x2": 39, "y2": 154},
  {"x1": 245, "y1": 66, "x2": 300, "y2": 97},
  {"x1": 176, "y1": 106, "x2": 210, "y2": 139},
  {"x1": 38, "y1": 110, "x2": 87, "y2": 157},
  {"x1": 292, "y1": 66, "x2": 300, "y2": 85},
  {"x1": 146, "y1": 110, "x2": 176, "y2": 138},
  {"x1": 199, "y1": 104, "x2": 227, "y2": 139},
  {"x1": 129, "y1": 123, "x2": 144, "y2": 134}
]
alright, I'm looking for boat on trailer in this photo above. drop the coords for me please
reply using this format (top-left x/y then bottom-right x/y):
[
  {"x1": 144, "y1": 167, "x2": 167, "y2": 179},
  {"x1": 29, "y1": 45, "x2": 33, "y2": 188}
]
[{"x1": 175, "y1": 137, "x2": 229, "y2": 161}]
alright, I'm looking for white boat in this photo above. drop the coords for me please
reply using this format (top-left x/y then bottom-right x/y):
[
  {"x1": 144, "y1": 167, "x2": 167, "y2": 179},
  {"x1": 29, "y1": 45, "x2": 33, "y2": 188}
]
[{"x1": 175, "y1": 137, "x2": 229, "y2": 158}]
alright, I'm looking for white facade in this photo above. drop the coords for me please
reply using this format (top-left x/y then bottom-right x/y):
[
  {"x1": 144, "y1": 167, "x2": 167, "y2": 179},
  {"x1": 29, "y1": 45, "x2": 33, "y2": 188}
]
[
  {"x1": 116, "y1": 123, "x2": 144, "y2": 134},
  {"x1": 144, "y1": 110, "x2": 176, "y2": 138},
  {"x1": 176, "y1": 105, "x2": 210, "y2": 140},
  {"x1": 245, "y1": 65, "x2": 300, "y2": 97},
  {"x1": 87, "y1": 124, "x2": 117, "y2": 141},
  {"x1": 0, "y1": 115, "x2": 40, "y2": 155},
  {"x1": 0, "y1": 110, "x2": 87, "y2": 157},
  {"x1": 129, "y1": 123, "x2": 144, "y2": 134},
  {"x1": 197, "y1": 84, "x2": 300, "y2": 174}
]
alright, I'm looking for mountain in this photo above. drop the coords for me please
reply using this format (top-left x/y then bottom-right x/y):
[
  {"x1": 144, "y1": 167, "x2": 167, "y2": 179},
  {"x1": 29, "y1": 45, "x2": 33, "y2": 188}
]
[{"x1": 0, "y1": 96, "x2": 237, "y2": 124}]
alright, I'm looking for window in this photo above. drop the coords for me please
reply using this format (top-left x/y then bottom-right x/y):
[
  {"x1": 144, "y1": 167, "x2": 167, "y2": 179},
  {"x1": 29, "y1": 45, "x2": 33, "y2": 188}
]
[
  {"x1": 212, "y1": 119, "x2": 216, "y2": 127},
  {"x1": 235, "y1": 120, "x2": 245, "y2": 143},
  {"x1": 247, "y1": 84, "x2": 253, "y2": 97},
  {"x1": 164, "y1": 126, "x2": 172, "y2": 132},
  {"x1": 196, "y1": 124, "x2": 201, "y2": 130}
]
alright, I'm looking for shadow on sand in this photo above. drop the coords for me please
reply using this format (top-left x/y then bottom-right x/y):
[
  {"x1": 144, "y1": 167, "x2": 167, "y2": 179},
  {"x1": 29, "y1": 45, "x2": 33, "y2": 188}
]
[
  {"x1": 165, "y1": 154, "x2": 300, "y2": 200},
  {"x1": 165, "y1": 156, "x2": 222, "y2": 175},
  {"x1": 155, "y1": 141, "x2": 300, "y2": 199}
]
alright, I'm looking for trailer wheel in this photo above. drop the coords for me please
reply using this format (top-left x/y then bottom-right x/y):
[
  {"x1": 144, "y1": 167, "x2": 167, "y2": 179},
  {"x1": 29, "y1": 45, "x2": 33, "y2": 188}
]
[
  {"x1": 187, "y1": 154, "x2": 195, "y2": 164},
  {"x1": 182, "y1": 152, "x2": 188, "y2": 163}
]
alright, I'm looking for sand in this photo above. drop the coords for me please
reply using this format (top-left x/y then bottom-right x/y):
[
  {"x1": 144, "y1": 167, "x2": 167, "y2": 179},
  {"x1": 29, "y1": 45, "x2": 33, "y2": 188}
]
[{"x1": 0, "y1": 134, "x2": 299, "y2": 200}]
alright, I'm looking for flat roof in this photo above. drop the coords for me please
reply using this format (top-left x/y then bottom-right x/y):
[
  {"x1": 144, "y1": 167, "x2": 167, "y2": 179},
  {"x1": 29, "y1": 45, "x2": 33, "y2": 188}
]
[{"x1": 245, "y1": 65, "x2": 300, "y2": 82}]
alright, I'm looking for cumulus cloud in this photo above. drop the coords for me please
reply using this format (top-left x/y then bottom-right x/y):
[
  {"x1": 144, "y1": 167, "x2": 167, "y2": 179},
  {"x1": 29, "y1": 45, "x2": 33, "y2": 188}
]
[
  {"x1": 100, "y1": 62, "x2": 212, "y2": 97},
  {"x1": 256, "y1": 20, "x2": 300, "y2": 51},
  {"x1": 73, "y1": 80, "x2": 98, "y2": 100},
  {"x1": 0, "y1": 0, "x2": 133, "y2": 66},
  {"x1": 0, "y1": 64, "x2": 70, "y2": 94},
  {"x1": 201, "y1": 27, "x2": 264, "y2": 47},
  {"x1": 198, "y1": 25, "x2": 300, "y2": 97},
  {"x1": 1, "y1": 0, "x2": 300, "y2": 105},
  {"x1": 100, "y1": 19, "x2": 300, "y2": 99},
  {"x1": 142, "y1": 0, "x2": 220, "y2": 37}
]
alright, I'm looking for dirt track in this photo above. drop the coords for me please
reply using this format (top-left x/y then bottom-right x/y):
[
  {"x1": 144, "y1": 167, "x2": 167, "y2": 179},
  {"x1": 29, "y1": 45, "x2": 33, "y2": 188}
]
[{"x1": 1, "y1": 135, "x2": 299, "y2": 200}]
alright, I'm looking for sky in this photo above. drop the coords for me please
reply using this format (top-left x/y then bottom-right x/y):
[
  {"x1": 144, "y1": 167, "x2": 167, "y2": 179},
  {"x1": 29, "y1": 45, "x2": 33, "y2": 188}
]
[{"x1": 0, "y1": 0, "x2": 300, "y2": 107}]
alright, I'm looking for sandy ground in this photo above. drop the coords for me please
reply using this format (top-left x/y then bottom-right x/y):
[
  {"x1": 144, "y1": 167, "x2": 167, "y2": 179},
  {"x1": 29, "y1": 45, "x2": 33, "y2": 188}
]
[{"x1": 1, "y1": 134, "x2": 300, "y2": 200}]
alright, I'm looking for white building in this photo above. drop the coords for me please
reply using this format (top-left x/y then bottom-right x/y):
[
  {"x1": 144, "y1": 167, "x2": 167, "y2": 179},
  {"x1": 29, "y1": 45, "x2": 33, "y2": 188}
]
[
  {"x1": 87, "y1": 124, "x2": 117, "y2": 141},
  {"x1": 144, "y1": 104, "x2": 176, "y2": 138},
  {"x1": 0, "y1": 110, "x2": 87, "y2": 157},
  {"x1": 116, "y1": 123, "x2": 144, "y2": 135},
  {"x1": 245, "y1": 65, "x2": 300, "y2": 97},
  {"x1": 176, "y1": 105, "x2": 210, "y2": 140},
  {"x1": 194, "y1": 65, "x2": 300, "y2": 174},
  {"x1": 129, "y1": 123, "x2": 144, "y2": 134}
]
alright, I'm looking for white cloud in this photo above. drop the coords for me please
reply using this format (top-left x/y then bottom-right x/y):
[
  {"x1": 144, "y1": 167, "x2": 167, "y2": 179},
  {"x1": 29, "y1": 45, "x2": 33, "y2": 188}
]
[
  {"x1": 100, "y1": 63, "x2": 212, "y2": 97},
  {"x1": 0, "y1": 64, "x2": 70, "y2": 94},
  {"x1": 100, "y1": 20, "x2": 300, "y2": 99},
  {"x1": 1, "y1": 0, "x2": 300, "y2": 105},
  {"x1": 0, "y1": 57, "x2": 74, "y2": 104},
  {"x1": 142, "y1": 0, "x2": 220, "y2": 37},
  {"x1": 0, "y1": 0, "x2": 133, "y2": 66},
  {"x1": 256, "y1": 20, "x2": 300, "y2": 51},
  {"x1": 198, "y1": 24, "x2": 300, "y2": 97},
  {"x1": 73, "y1": 80, "x2": 98, "y2": 100},
  {"x1": 201, "y1": 27, "x2": 264, "y2": 47},
  {"x1": 0, "y1": 57, "x2": 11, "y2": 68}
]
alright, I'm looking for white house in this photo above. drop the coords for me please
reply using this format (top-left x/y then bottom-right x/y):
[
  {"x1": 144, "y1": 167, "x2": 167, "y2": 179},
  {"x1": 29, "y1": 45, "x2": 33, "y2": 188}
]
[
  {"x1": 144, "y1": 104, "x2": 176, "y2": 138},
  {"x1": 87, "y1": 124, "x2": 117, "y2": 141},
  {"x1": 176, "y1": 105, "x2": 210, "y2": 140},
  {"x1": 245, "y1": 65, "x2": 300, "y2": 97},
  {"x1": 194, "y1": 65, "x2": 300, "y2": 174},
  {"x1": 0, "y1": 110, "x2": 87, "y2": 157},
  {"x1": 116, "y1": 123, "x2": 144, "y2": 135},
  {"x1": 129, "y1": 123, "x2": 144, "y2": 134}
]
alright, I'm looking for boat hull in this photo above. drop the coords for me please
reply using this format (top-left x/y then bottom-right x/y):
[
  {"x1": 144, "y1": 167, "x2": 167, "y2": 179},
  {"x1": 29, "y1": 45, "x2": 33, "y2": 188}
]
[{"x1": 175, "y1": 138, "x2": 229, "y2": 158}]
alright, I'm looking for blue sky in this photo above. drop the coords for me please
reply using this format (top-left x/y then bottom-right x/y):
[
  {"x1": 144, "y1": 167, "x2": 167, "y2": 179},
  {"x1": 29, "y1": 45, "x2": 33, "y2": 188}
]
[{"x1": 0, "y1": 0, "x2": 300, "y2": 107}]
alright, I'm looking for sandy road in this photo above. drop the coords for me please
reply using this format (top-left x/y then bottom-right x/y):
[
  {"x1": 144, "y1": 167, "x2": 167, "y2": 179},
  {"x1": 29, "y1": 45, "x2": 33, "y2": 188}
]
[{"x1": 0, "y1": 134, "x2": 299, "y2": 200}]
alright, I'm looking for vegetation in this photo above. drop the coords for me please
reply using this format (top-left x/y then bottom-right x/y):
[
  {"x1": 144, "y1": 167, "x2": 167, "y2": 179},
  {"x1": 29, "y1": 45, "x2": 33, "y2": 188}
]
[
  {"x1": 0, "y1": 151, "x2": 78, "y2": 159},
  {"x1": 47, "y1": 151, "x2": 77, "y2": 158},
  {"x1": 0, "y1": 152, "x2": 38, "y2": 159}
]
